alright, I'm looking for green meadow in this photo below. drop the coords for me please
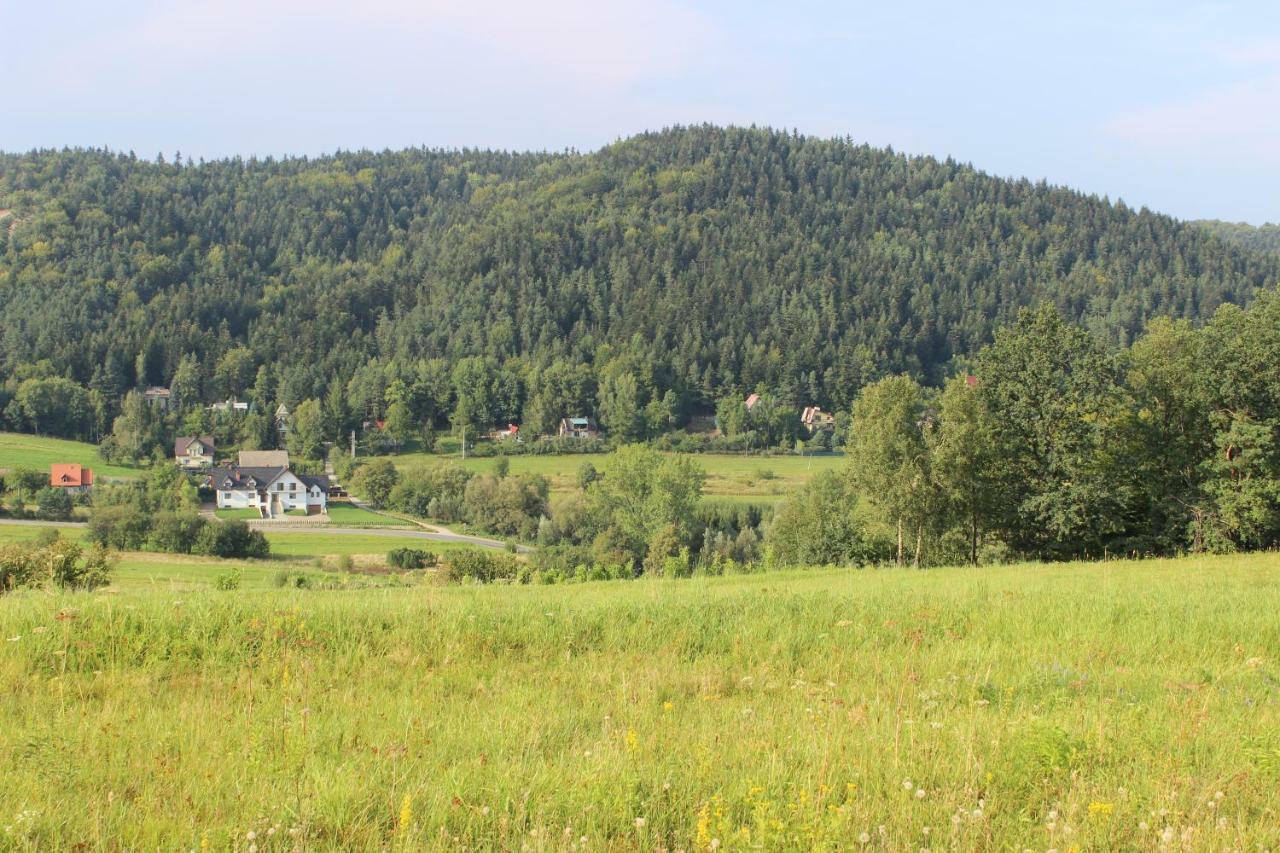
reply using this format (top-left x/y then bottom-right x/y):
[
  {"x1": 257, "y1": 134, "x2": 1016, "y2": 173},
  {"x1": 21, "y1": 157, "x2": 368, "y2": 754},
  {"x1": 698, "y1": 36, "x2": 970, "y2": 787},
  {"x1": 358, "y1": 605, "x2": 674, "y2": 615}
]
[
  {"x1": 388, "y1": 450, "x2": 845, "y2": 504},
  {"x1": 1, "y1": 552, "x2": 1279, "y2": 849},
  {"x1": 0, "y1": 431, "x2": 139, "y2": 479}
]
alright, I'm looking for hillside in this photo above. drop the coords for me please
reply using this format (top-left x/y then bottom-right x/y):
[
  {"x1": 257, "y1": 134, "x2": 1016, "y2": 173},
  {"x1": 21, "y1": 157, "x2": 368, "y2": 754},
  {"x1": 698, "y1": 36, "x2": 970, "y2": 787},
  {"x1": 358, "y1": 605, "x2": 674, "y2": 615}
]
[
  {"x1": 1, "y1": 126, "x2": 1275, "y2": 424},
  {"x1": 1196, "y1": 220, "x2": 1280, "y2": 256}
]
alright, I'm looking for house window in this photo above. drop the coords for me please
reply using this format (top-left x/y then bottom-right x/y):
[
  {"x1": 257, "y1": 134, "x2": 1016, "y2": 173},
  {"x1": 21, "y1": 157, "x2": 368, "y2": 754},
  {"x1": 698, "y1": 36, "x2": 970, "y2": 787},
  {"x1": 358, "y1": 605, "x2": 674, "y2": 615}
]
[{"x1": 220, "y1": 491, "x2": 229, "y2": 501}]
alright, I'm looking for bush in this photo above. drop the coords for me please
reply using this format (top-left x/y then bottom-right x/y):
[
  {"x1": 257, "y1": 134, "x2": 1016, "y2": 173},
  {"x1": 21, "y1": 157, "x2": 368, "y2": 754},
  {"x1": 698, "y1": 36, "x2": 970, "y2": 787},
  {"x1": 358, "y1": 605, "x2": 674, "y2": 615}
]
[
  {"x1": 194, "y1": 520, "x2": 270, "y2": 559},
  {"x1": 387, "y1": 547, "x2": 436, "y2": 570},
  {"x1": 214, "y1": 568, "x2": 242, "y2": 590},
  {"x1": 0, "y1": 539, "x2": 115, "y2": 592},
  {"x1": 35, "y1": 487, "x2": 74, "y2": 521},
  {"x1": 336, "y1": 554, "x2": 354, "y2": 571},
  {"x1": 443, "y1": 551, "x2": 522, "y2": 583},
  {"x1": 147, "y1": 512, "x2": 208, "y2": 554},
  {"x1": 88, "y1": 504, "x2": 151, "y2": 550}
]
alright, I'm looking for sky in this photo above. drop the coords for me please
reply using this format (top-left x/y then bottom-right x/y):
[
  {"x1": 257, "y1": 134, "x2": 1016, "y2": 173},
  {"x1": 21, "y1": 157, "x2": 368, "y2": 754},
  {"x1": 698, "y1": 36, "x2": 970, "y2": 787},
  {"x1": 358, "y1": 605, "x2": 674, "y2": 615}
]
[{"x1": 3, "y1": 0, "x2": 1279, "y2": 223}]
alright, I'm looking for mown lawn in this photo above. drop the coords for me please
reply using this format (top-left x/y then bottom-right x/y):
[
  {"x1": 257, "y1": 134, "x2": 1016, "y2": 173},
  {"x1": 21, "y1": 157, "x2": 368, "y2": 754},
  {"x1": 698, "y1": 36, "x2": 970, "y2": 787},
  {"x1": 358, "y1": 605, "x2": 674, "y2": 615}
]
[
  {"x1": 0, "y1": 431, "x2": 139, "y2": 479},
  {"x1": 1, "y1": 553, "x2": 1279, "y2": 848},
  {"x1": 387, "y1": 450, "x2": 844, "y2": 503}
]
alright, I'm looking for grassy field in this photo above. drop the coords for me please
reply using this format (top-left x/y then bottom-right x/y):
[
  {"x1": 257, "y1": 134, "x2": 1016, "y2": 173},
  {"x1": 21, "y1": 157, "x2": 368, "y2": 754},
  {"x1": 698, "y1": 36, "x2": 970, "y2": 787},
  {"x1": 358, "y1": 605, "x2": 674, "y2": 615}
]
[
  {"x1": 0, "y1": 523, "x2": 472, "y2": 573},
  {"x1": 0, "y1": 431, "x2": 139, "y2": 479},
  {"x1": 1, "y1": 553, "x2": 1279, "y2": 848},
  {"x1": 387, "y1": 450, "x2": 844, "y2": 503}
]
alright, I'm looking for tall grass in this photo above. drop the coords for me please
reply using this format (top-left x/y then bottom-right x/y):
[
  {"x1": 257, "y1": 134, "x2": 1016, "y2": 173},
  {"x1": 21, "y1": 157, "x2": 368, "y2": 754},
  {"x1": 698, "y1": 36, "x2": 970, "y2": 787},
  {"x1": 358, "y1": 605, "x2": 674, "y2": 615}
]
[{"x1": 1, "y1": 554, "x2": 1279, "y2": 848}]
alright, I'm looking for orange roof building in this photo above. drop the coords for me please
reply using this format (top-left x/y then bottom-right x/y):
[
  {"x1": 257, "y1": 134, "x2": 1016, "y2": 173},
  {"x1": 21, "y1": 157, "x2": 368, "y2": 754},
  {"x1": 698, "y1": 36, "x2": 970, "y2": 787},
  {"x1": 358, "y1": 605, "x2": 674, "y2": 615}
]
[{"x1": 50, "y1": 463, "x2": 94, "y2": 489}]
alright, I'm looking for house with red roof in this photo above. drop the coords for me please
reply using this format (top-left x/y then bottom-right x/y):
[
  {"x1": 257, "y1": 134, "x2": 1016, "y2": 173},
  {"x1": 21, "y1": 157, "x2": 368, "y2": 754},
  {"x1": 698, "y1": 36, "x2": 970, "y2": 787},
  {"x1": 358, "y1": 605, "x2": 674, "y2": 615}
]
[{"x1": 50, "y1": 464, "x2": 94, "y2": 494}]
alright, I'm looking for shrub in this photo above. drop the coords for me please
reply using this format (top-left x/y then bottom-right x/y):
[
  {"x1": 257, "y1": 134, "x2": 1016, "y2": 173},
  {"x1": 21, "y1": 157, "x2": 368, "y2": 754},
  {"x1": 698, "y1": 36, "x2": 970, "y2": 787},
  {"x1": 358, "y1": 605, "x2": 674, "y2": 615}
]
[
  {"x1": 443, "y1": 551, "x2": 522, "y2": 583},
  {"x1": 87, "y1": 504, "x2": 150, "y2": 550},
  {"x1": 214, "y1": 568, "x2": 242, "y2": 591},
  {"x1": 35, "y1": 487, "x2": 74, "y2": 521},
  {"x1": 0, "y1": 540, "x2": 114, "y2": 592},
  {"x1": 387, "y1": 548, "x2": 436, "y2": 570},
  {"x1": 147, "y1": 512, "x2": 208, "y2": 554},
  {"x1": 336, "y1": 554, "x2": 354, "y2": 571},
  {"x1": 194, "y1": 520, "x2": 270, "y2": 559}
]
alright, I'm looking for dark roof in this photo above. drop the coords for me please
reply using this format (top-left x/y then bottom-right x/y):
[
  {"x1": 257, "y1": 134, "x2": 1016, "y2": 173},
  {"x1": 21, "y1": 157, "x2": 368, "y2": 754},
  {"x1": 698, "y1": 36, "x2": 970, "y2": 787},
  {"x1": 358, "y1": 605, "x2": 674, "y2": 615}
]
[
  {"x1": 207, "y1": 466, "x2": 330, "y2": 494},
  {"x1": 175, "y1": 435, "x2": 215, "y2": 455},
  {"x1": 299, "y1": 474, "x2": 330, "y2": 492},
  {"x1": 207, "y1": 465, "x2": 288, "y2": 492}
]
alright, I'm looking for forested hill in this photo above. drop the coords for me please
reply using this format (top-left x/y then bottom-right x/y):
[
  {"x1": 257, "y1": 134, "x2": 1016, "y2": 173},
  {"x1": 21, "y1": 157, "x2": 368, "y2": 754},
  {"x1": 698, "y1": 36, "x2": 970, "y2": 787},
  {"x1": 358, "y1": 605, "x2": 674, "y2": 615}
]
[
  {"x1": 1, "y1": 125, "x2": 1275, "y2": 420},
  {"x1": 1195, "y1": 220, "x2": 1280, "y2": 256}
]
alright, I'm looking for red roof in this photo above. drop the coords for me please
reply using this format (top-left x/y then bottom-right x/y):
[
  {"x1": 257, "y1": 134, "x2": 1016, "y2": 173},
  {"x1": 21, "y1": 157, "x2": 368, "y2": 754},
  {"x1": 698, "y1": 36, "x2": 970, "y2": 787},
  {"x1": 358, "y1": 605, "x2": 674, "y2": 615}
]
[{"x1": 50, "y1": 463, "x2": 93, "y2": 488}]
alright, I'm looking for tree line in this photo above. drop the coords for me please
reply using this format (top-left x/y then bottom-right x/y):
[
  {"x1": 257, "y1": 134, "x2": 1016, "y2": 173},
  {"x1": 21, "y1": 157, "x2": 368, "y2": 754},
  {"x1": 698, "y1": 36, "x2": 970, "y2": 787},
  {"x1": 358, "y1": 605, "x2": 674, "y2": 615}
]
[
  {"x1": 773, "y1": 289, "x2": 1280, "y2": 565},
  {"x1": 2, "y1": 126, "x2": 1275, "y2": 453}
]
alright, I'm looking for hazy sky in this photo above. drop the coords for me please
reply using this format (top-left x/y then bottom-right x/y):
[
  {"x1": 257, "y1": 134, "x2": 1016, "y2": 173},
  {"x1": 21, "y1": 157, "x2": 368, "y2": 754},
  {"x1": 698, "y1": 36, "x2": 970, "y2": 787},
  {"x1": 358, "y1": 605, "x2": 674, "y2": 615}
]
[{"x1": 4, "y1": 0, "x2": 1279, "y2": 222}]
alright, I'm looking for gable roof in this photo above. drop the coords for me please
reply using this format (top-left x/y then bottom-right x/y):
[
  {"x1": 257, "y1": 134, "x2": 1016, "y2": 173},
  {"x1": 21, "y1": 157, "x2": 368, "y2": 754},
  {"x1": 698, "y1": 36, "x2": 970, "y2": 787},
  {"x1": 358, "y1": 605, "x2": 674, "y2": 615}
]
[
  {"x1": 238, "y1": 450, "x2": 290, "y2": 467},
  {"x1": 175, "y1": 435, "x2": 215, "y2": 456},
  {"x1": 745, "y1": 393, "x2": 761, "y2": 409},
  {"x1": 207, "y1": 465, "x2": 288, "y2": 492},
  {"x1": 299, "y1": 474, "x2": 331, "y2": 492},
  {"x1": 50, "y1": 463, "x2": 93, "y2": 487}
]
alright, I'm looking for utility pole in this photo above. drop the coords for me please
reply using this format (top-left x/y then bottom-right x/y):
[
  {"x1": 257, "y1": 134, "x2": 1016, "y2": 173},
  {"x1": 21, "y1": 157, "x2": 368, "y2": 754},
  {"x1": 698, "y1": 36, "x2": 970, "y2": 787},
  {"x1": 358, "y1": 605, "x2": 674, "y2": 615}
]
[
  {"x1": 461, "y1": 425, "x2": 467, "y2": 460},
  {"x1": 350, "y1": 429, "x2": 356, "y2": 458}
]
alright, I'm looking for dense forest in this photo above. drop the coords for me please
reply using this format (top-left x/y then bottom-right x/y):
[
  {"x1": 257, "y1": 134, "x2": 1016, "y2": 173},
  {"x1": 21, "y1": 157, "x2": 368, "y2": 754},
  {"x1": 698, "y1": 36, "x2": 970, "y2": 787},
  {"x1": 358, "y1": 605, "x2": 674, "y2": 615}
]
[
  {"x1": 1196, "y1": 220, "x2": 1280, "y2": 256},
  {"x1": 1, "y1": 125, "x2": 1276, "y2": 448}
]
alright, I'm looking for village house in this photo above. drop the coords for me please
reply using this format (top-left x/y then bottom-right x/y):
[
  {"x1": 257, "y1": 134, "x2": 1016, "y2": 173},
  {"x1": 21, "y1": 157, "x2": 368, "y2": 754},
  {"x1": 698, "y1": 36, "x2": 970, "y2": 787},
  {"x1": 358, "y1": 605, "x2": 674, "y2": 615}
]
[
  {"x1": 274, "y1": 404, "x2": 291, "y2": 437},
  {"x1": 142, "y1": 386, "x2": 172, "y2": 411},
  {"x1": 174, "y1": 435, "x2": 215, "y2": 469},
  {"x1": 800, "y1": 406, "x2": 836, "y2": 434},
  {"x1": 206, "y1": 460, "x2": 329, "y2": 518},
  {"x1": 49, "y1": 463, "x2": 93, "y2": 494},
  {"x1": 209, "y1": 398, "x2": 252, "y2": 415},
  {"x1": 744, "y1": 393, "x2": 761, "y2": 411},
  {"x1": 489, "y1": 423, "x2": 520, "y2": 441},
  {"x1": 558, "y1": 416, "x2": 600, "y2": 439}
]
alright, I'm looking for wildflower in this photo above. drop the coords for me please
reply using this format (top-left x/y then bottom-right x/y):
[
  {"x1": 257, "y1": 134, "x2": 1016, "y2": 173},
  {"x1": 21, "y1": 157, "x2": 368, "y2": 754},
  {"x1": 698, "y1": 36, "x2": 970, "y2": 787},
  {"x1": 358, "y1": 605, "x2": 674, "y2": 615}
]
[
  {"x1": 625, "y1": 729, "x2": 638, "y2": 752},
  {"x1": 399, "y1": 793, "x2": 413, "y2": 832},
  {"x1": 858, "y1": 831, "x2": 870, "y2": 844},
  {"x1": 662, "y1": 701, "x2": 674, "y2": 713},
  {"x1": 1213, "y1": 790, "x2": 1224, "y2": 800},
  {"x1": 1139, "y1": 821, "x2": 1149, "y2": 831},
  {"x1": 246, "y1": 831, "x2": 256, "y2": 841},
  {"x1": 915, "y1": 788, "x2": 926, "y2": 800},
  {"x1": 1088, "y1": 802, "x2": 1114, "y2": 818},
  {"x1": 634, "y1": 817, "x2": 646, "y2": 829},
  {"x1": 902, "y1": 779, "x2": 914, "y2": 790}
]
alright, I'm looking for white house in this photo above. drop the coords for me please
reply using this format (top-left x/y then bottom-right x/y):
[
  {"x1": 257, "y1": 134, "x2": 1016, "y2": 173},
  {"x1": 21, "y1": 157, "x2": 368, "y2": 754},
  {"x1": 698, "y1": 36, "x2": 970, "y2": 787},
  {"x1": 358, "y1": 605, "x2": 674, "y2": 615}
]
[{"x1": 206, "y1": 464, "x2": 329, "y2": 518}]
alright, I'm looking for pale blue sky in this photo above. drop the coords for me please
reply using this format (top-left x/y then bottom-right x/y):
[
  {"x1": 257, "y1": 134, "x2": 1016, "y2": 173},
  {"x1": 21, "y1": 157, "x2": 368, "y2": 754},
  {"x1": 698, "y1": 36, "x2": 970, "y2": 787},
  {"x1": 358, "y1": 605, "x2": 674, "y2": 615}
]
[{"x1": 3, "y1": 1, "x2": 1278, "y2": 222}]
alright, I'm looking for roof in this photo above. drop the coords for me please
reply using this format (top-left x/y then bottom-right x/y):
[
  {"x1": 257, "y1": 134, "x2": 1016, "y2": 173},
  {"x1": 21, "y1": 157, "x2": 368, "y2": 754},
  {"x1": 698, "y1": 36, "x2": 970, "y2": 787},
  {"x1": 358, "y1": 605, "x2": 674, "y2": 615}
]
[
  {"x1": 238, "y1": 450, "x2": 290, "y2": 467},
  {"x1": 745, "y1": 393, "x2": 761, "y2": 409},
  {"x1": 299, "y1": 474, "x2": 331, "y2": 492},
  {"x1": 207, "y1": 465, "x2": 288, "y2": 492},
  {"x1": 143, "y1": 386, "x2": 171, "y2": 398},
  {"x1": 175, "y1": 435, "x2": 215, "y2": 456},
  {"x1": 50, "y1": 463, "x2": 93, "y2": 488},
  {"x1": 561, "y1": 416, "x2": 598, "y2": 429},
  {"x1": 208, "y1": 465, "x2": 329, "y2": 494}
]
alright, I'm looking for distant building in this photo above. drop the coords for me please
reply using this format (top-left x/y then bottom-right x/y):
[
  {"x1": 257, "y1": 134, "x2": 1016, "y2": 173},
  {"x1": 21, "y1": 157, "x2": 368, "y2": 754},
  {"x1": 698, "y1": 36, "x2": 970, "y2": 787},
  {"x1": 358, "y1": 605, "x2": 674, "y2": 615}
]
[
  {"x1": 238, "y1": 450, "x2": 290, "y2": 468},
  {"x1": 50, "y1": 463, "x2": 93, "y2": 493},
  {"x1": 174, "y1": 435, "x2": 215, "y2": 469},
  {"x1": 209, "y1": 399, "x2": 252, "y2": 415},
  {"x1": 558, "y1": 416, "x2": 600, "y2": 439},
  {"x1": 491, "y1": 423, "x2": 520, "y2": 441},
  {"x1": 744, "y1": 393, "x2": 761, "y2": 411},
  {"x1": 142, "y1": 387, "x2": 172, "y2": 411},
  {"x1": 800, "y1": 406, "x2": 836, "y2": 433},
  {"x1": 206, "y1": 464, "x2": 328, "y2": 518},
  {"x1": 274, "y1": 404, "x2": 290, "y2": 437}
]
